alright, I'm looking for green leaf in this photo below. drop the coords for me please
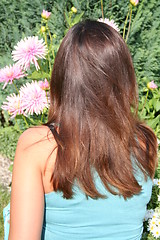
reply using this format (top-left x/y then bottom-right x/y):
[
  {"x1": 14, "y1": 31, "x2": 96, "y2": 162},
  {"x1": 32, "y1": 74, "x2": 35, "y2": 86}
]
[
  {"x1": 64, "y1": 11, "x2": 71, "y2": 27},
  {"x1": 2, "y1": 110, "x2": 9, "y2": 124},
  {"x1": 72, "y1": 12, "x2": 84, "y2": 26},
  {"x1": 27, "y1": 71, "x2": 50, "y2": 80},
  {"x1": 147, "y1": 115, "x2": 160, "y2": 129},
  {"x1": 154, "y1": 101, "x2": 160, "y2": 111},
  {"x1": 145, "y1": 101, "x2": 150, "y2": 113}
]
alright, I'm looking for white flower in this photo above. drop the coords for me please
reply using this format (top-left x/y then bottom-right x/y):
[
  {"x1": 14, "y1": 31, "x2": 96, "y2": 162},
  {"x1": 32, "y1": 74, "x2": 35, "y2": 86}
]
[
  {"x1": 98, "y1": 18, "x2": 119, "y2": 32},
  {"x1": 153, "y1": 179, "x2": 159, "y2": 186},
  {"x1": 148, "y1": 211, "x2": 160, "y2": 239},
  {"x1": 152, "y1": 227, "x2": 160, "y2": 238},
  {"x1": 144, "y1": 209, "x2": 154, "y2": 221}
]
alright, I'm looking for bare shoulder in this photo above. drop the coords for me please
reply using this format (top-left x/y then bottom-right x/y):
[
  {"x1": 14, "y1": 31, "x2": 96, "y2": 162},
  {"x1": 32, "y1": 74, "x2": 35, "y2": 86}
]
[
  {"x1": 18, "y1": 125, "x2": 55, "y2": 146},
  {"x1": 16, "y1": 125, "x2": 57, "y2": 171}
]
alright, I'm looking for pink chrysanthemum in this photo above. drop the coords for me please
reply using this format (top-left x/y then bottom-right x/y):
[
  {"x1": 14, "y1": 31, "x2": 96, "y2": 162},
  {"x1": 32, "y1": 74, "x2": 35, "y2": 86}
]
[
  {"x1": 19, "y1": 81, "x2": 49, "y2": 115},
  {"x1": 0, "y1": 64, "x2": 26, "y2": 89},
  {"x1": 41, "y1": 10, "x2": 51, "y2": 20},
  {"x1": 12, "y1": 36, "x2": 47, "y2": 71},
  {"x1": 1, "y1": 94, "x2": 24, "y2": 118},
  {"x1": 98, "y1": 18, "x2": 119, "y2": 32}
]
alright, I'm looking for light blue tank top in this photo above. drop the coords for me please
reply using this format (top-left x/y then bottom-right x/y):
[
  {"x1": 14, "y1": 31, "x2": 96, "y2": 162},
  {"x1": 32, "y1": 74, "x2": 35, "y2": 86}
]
[{"x1": 41, "y1": 171, "x2": 152, "y2": 240}]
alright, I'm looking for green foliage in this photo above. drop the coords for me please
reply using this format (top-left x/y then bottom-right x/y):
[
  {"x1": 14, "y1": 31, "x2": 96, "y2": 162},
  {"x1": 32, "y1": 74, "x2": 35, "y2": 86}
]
[
  {"x1": 52, "y1": 0, "x2": 159, "y2": 86},
  {"x1": 27, "y1": 71, "x2": 50, "y2": 80},
  {"x1": 0, "y1": 0, "x2": 55, "y2": 67},
  {"x1": 139, "y1": 87, "x2": 160, "y2": 138},
  {"x1": 0, "y1": 126, "x2": 20, "y2": 160},
  {"x1": 128, "y1": 0, "x2": 160, "y2": 86},
  {"x1": 0, "y1": 0, "x2": 159, "y2": 83},
  {"x1": 64, "y1": 9, "x2": 84, "y2": 31}
]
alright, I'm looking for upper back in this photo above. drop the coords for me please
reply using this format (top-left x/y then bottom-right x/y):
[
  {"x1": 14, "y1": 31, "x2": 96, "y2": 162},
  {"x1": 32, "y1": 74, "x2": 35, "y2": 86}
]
[{"x1": 42, "y1": 170, "x2": 152, "y2": 240}]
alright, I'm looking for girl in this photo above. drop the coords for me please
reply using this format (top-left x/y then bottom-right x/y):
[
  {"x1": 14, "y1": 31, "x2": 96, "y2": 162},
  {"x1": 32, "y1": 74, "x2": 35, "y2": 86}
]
[{"x1": 9, "y1": 20, "x2": 157, "y2": 240}]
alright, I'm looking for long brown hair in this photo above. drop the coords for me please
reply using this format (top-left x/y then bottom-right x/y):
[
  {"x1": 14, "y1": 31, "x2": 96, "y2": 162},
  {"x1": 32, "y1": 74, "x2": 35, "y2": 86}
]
[{"x1": 47, "y1": 20, "x2": 157, "y2": 199}]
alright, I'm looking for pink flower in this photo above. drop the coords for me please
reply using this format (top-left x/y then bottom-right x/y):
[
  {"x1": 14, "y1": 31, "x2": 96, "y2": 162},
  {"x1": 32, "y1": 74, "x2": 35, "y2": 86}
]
[
  {"x1": 98, "y1": 18, "x2": 119, "y2": 32},
  {"x1": 147, "y1": 81, "x2": 158, "y2": 90},
  {"x1": 1, "y1": 94, "x2": 24, "y2": 118},
  {"x1": 38, "y1": 78, "x2": 49, "y2": 90},
  {"x1": 19, "y1": 81, "x2": 49, "y2": 115},
  {"x1": 12, "y1": 36, "x2": 47, "y2": 71},
  {"x1": 0, "y1": 64, "x2": 26, "y2": 89},
  {"x1": 41, "y1": 10, "x2": 51, "y2": 20},
  {"x1": 130, "y1": 0, "x2": 139, "y2": 6}
]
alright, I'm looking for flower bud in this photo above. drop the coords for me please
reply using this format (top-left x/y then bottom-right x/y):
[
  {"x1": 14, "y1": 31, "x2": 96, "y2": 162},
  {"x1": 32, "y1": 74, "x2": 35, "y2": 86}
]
[
  {"x1": 41, "y1": 10, "x2": 51, "y2": 20},
  {"x1": 71, "y1": 7, "x2": 77, "y2": 13},
  {"x1": 147, "y1": 80, "x2": 158, "y2": 90},
  {"x1": 130, "y1": 0, "x2": 139, "y2": 6},
  {"x1": 40, "y1": 26, "x2": 46, "y2": 33},
  {"x1": 39, "y1": 79, "x2": 49, "y2": 90},
  {"x1": 44, "y1": 78, "x2": 49, "y2": 89}
]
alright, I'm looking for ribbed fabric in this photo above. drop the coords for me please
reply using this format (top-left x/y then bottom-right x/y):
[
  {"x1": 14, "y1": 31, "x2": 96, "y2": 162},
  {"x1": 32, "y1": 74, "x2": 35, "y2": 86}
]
[{"x1": 41, "y1": 172, "x2": 152, "y2": 240}]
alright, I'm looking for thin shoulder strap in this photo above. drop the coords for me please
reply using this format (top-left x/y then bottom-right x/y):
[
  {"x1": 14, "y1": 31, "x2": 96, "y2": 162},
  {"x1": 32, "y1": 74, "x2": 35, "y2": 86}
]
[
  {"x1": 47, "y1": 123, "x2": 55, "y2": 135},
  {"x1": 47, "y1": 123, "x2": 61, "y2": 146},
  {"x1": 47, "y1": 123, "x2": 60, "y2": 138}
]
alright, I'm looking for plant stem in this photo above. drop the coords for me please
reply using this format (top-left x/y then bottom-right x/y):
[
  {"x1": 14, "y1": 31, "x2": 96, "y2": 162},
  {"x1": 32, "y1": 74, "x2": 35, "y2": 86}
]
[
  {"x1": 44, "y1": 33, "x2": 52, "y2": 73},
  {"x1": 13, "y1": 82, "x2": 19, "y2": 94},
  {"x1": 41, "y1": 91, "x2": 49, "y2": 123},
  {"x1": 125, "y1": 5, "x2": 133, "y2": 43},
  {"x1": 15, "y1": 117, "x2": 22, "y2": 133},
  {"x1": 41, "y1": 110, "x2": 45, "y2": 123},
  {"x1": 46, "y1": 23, "x2": 55, "y2": 59},
  {"x1": 141, "y1": 90, "x2": 149, "y2": 114},
  {"x1": 22, "y1": 115, "x2": 29, "y2": 128},
  {"x1": 123, "y1": 8, "x2": 130, "y2": 39},
  {"x1": 101, "y1": 0, "x2": 104, "y2": 20}
]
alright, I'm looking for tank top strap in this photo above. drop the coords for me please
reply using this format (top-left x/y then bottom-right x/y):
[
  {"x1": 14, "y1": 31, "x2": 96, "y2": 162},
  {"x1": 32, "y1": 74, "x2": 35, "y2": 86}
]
[
  {"x1": 47, "y1": 123, "x2": 59, "y2": 136},
  {"x1": 47, "y1": 123, "x2": 55, "y2": 135}
]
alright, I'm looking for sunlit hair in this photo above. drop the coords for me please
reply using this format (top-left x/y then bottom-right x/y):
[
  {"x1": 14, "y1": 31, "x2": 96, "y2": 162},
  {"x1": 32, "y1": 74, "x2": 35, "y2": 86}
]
[{"x1": 47, "y1": 20, "x2": 157, "y2": 199}]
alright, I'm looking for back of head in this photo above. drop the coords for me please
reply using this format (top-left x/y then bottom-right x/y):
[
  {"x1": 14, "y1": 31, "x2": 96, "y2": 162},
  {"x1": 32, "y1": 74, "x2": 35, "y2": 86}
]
[
  {"x1": 48, "y1": 20, "x2": 157, "y2": 199},
  {"x1": 49, "y1": 20, "x2": 137, "y2": 125}
]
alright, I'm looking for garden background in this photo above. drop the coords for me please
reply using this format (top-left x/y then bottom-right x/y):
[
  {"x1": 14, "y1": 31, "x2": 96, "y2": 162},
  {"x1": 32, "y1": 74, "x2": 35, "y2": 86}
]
[{"x1": 0, "y1": 0, "x2": 160, "y2": 239}]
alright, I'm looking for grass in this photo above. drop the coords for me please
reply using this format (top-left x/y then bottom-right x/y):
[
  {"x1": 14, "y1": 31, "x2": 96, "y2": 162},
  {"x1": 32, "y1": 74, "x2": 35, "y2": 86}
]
[{"x1": 0, "y1": 186, "x2": 10, "y2": 240}]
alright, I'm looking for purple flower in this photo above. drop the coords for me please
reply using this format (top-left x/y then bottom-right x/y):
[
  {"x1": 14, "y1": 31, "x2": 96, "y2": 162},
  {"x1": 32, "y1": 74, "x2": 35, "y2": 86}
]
[
  {"x1": 0, "y1": 64, "x2": 26, "y2": 89},
  {"x1": 12, "y1": 36, "x2": 47, "y2": 71}
]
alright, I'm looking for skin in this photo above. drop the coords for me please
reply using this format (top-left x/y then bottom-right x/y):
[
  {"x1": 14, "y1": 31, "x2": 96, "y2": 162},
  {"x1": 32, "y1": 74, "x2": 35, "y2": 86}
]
[{"x1": 9, "y1": 126, "x2": 57, "y2": 240}]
